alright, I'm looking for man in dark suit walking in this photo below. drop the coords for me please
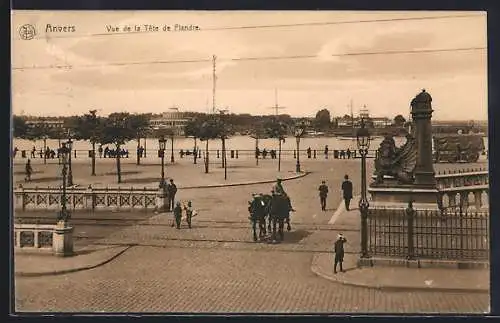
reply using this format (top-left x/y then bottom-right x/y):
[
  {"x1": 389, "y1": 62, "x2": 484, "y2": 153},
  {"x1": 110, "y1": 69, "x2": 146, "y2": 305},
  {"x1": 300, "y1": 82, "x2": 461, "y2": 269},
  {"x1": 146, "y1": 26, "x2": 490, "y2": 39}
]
[
  {"x1": 318, "y1": 180, "x2": 329, "y2": 211},
  {"x1": 167, "y1": 179, "x2": 178, "y2": 212},
  {"x1": 341, "y1": 174, "x2": 353, "y2": 211},
  {"x1": 334, "y1": 233, "x2": 347, "y2": 273}
]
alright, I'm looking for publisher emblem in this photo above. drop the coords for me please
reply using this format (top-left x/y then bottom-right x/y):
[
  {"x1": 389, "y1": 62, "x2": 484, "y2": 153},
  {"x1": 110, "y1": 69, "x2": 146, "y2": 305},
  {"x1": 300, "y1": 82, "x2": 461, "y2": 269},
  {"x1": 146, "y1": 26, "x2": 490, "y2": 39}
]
[{"x1": 19, "y1": 24, "x2": 36, "y2": 40}]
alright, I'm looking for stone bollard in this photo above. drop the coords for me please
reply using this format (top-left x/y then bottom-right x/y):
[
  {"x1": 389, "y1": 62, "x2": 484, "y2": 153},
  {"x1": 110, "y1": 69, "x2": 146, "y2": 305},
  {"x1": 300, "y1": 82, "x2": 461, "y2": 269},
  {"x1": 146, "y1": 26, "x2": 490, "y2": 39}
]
[
  {"x1": 156, "y1": 186, "x2": 167, "y2": 213},
  {"x1": 16, "y1": 184, "x2": 25, "y2": 211},
  {"x1": 85, "y1": 185, "x2": 94, "y2": 210},
  {"x1": 53, "y1": 221, "x2": 74, "y2": 257}
]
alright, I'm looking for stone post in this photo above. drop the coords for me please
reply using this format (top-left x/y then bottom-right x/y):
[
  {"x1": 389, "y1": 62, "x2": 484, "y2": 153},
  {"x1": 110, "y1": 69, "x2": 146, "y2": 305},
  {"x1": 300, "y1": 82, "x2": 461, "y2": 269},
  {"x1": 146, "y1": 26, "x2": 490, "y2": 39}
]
[
  {"x1": 53, "y1": 221, "x2": 74, "y2": 257},
  {"x1": 411, "y1": 89, "x2": 436, "y2": 186},
  {"x1": 156, "y1": 186, "x2": 167, "y2": 213},
  {"x1": 85, "y1": 185, "x2": 94, "y2": 211}
]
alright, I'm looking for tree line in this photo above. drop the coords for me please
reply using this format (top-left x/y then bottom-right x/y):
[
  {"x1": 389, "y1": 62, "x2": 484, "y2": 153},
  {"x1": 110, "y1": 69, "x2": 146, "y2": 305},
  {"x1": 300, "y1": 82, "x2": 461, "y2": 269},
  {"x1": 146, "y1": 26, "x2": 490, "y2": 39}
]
[
  {"x1": 13, "y1": 111, "x2": 296, "y2": 183},
  {"x1": 13, "y1": 109, "x2": 412, "y2": 141},
  {"x1": 12, "y1": 110, "x2": 486, "y2": 184}
]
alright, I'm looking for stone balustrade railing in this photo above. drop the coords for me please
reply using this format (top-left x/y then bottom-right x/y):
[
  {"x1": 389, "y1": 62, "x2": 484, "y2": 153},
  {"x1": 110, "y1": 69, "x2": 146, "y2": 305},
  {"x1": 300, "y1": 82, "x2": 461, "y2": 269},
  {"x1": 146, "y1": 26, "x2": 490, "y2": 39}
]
[
  {"x1": 435, "y1": 169, "x2": 489, "y2": 212},
  {"x1": 13, "y1": 185, "x2": 162, "y2": 212},
  {"x1": 435, "y1": 168, "x2": 488, "y2": 189},
  {"x1": 370, "y1": 169, "x2": 489, "y2": 212},
  {"x1": 14, "y1": 223, "x2": 56, "y2": 250}
]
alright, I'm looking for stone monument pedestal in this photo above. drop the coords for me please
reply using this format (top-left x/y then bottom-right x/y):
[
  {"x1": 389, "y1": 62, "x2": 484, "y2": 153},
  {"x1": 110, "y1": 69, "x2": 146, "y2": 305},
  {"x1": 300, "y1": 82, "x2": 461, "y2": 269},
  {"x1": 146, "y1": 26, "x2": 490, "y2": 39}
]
[
  {"x1": 53, "y1": 221, "x2": 74, "y2": 257},
  {"x1": 369, "y1": 176, "x2": 440, "y2": 210}
]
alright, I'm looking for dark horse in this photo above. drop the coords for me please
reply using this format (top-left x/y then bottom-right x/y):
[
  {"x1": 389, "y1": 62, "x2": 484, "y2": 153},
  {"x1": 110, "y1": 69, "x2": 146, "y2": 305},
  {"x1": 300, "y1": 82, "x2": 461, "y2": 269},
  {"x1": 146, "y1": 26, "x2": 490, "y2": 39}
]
[
  {"x1": 248, "y1": 195, "x2": 268, "y2": 241},
  {"x1": 258, "y1": 194, "x2": 291, "y2": 234},
  {"x1": 268, "y1": 194, "x2": 294, "y2": 242}
]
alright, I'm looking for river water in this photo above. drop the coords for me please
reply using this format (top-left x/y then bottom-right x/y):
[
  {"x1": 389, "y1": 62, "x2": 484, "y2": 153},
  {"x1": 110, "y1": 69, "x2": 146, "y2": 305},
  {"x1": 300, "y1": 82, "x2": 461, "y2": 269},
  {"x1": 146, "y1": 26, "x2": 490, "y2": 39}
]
[{"x1": 12, "y1": 135, "x2": 488, "y2": 154}]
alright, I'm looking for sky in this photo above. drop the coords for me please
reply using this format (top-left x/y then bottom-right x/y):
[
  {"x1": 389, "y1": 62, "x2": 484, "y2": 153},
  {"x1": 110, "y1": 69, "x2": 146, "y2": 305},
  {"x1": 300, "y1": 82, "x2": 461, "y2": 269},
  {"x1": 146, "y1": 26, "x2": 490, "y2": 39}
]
[{"x1": 11, "y1": 11, "x2": 487, "y2": 120}]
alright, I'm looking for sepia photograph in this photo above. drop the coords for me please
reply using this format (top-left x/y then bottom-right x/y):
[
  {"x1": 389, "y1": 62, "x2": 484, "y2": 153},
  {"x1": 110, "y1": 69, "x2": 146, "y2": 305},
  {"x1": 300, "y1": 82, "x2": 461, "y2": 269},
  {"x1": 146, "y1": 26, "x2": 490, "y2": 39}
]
[{"x1": 11, "y1": 10, "x2": 489, "y2": 313}]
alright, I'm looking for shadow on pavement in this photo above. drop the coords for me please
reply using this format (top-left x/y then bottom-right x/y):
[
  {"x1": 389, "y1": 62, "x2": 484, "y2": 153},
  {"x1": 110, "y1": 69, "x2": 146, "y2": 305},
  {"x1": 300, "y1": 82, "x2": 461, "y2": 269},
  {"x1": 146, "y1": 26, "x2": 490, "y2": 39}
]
[
  {"x1": 122, "y1": 177, "x2": 162, "y2": 184},
  {"x1": 16, "y1": 176, "x2": 60, "y2": 184},
  {"x1": 104, "y1": 170, "x2": 141, "y2": 176},
  {"x1": 13, "y1": 170, "x2": 44, "y2": 175},
  {"x1": 214, "y1": 165, "x2": 259, "y2": 169},
  {"x1": 282, "y1": 229, "x2": 311, "y2": 243}
]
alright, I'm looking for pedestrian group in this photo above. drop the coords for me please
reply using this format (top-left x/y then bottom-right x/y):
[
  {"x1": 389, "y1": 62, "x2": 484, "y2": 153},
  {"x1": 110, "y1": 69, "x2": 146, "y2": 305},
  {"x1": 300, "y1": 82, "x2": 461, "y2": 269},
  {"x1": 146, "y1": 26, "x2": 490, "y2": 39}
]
[{"x1": 161, "y1": 179, "x2": 198, "y2": 230}]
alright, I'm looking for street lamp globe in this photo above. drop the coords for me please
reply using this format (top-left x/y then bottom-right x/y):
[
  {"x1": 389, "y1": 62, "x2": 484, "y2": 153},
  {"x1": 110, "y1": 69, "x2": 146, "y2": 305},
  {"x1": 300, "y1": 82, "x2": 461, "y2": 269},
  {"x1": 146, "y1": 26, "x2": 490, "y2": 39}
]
[
  {"x1": 294, "y1": 124, "x2": 305, "y2": 138},
  {"x1": 158, "y1": 136, "x2": 167, "y2": 150},
  {"x1": 67, "y1": 138, "x2": 73, "y2": 151},
  {"x1": 356, "y1": 119, "x2": 371, "y2": 151}
]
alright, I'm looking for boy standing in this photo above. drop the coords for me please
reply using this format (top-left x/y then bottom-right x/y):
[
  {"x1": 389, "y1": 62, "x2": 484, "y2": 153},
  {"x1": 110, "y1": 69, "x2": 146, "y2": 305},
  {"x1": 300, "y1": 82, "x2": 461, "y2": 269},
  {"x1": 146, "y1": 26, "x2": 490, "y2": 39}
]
[{"x1": 334, "y1": 233, "x2": 347, "y2": 274}]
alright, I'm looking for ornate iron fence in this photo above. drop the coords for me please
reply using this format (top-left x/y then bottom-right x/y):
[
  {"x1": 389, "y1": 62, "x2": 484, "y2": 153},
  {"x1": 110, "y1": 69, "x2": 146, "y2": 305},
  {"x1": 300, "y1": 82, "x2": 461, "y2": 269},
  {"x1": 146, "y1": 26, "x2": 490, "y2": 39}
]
[
  {"x1": 367, "y1": 205, "x2": 489, "y2": 261},
  {"x1": 13, "y1": 185, "x2": 161, "y2": 212}
]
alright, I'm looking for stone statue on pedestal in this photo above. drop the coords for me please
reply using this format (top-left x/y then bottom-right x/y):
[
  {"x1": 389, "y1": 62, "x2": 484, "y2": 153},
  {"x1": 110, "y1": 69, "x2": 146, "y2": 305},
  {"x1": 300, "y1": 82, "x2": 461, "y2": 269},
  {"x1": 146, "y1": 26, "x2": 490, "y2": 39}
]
[{"x1": 374, "y1": 133, "x2": 417, "y2": 185}]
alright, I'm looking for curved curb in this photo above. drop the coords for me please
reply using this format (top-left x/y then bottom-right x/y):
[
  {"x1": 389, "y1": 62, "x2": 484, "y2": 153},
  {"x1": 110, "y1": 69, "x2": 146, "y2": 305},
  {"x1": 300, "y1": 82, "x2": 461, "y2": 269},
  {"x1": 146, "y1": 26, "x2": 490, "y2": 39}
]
[
  {"x1": 15, "y1": 245, "x2": 133, "y2": 278},
  {"x1": 310, "y1": 254, "x2": 488, "y2": 294},
  {"x1": 16, "y1": 172, "x2": 311, "y2": 192},
  {"x1": 179, "y1": 171, "x2": 311, "y2": 189}
]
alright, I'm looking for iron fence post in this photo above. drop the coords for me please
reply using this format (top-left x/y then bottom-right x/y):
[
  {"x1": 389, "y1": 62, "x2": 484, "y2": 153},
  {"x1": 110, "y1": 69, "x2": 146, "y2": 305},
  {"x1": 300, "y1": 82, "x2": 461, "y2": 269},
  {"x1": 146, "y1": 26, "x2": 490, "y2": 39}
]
[
  {"x1": 359, "y1": 148, "x2": 369, "y2": 258},
  {"x1": 406, "y1": 200, "x2": 415, "y2": 260}
]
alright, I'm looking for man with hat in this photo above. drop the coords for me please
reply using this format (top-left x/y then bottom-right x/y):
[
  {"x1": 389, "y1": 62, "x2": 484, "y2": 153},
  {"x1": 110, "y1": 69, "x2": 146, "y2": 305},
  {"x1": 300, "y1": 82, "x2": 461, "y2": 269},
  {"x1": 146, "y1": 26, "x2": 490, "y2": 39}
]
[
  {"x1": 272, "y1": 177, "x2": 286, "y2": 196},
  {"x1": 167, "y1": 179, "x2": 178, "y2": 212},
  {"x1": 333, "y1": 233, "x2": 347, "y2": 274},
  {"x1": 318, "y1": 180, "x2": 329, "y2": 211},
  {"x1": 172, "y1": 201, "x2": 182, "y2": 229},
  {"x1": 184, "y1": 201, "x2": 196, "y2": 229},
  {"x1": 341, "y1": 174, "x2": 353, "y2": 211}
]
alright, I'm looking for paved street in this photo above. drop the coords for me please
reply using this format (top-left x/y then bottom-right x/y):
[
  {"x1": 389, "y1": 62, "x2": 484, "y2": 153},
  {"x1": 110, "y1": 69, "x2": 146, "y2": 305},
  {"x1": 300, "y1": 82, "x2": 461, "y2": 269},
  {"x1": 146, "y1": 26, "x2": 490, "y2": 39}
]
[
  {"x1": 14, "y1": 158, "x2": 490, "y2": 313},
  {"x1": 15, "y1": 246, "x2": 488, "y2": 313}
]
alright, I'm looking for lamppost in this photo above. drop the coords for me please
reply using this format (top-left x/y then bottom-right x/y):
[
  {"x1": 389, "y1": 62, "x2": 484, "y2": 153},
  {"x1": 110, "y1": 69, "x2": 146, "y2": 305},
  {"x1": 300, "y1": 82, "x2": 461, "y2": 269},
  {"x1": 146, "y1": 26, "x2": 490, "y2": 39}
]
[
  {"x1": 58, "y1": 143, "x2": 71, "y2": 224},
  {"x1": 294, "y1": 122, "x2": 306, "y2": 173},
  {"x1": 42, "y1": 135, "x2": 48, "y2": 165},
  {"x1": 170, "y1": 132, "x2": 175, "y2": 163},
  {"x1": 356, "y1": 119, "x2": 371, "y2": 258},
  {"x1": 158, "y1": 136, "x2": 167, "y2": 188},
  {"x1": 67, "y1": 138, "x2": 74, "y2": 186}
]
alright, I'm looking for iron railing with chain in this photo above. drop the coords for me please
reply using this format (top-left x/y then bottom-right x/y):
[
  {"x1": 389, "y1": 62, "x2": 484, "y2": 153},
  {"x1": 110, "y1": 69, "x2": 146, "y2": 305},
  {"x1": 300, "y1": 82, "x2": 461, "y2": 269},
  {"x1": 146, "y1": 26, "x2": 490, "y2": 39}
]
[{"x1": 367, "y1": 204, "x2": 489, "y2": 261}]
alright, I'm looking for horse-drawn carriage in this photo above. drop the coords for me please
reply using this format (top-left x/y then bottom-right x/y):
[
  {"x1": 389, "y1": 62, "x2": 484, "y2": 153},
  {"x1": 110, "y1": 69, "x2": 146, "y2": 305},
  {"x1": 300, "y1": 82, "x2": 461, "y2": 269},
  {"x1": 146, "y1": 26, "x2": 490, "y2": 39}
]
[
  {"x1": 247, "y1": 192, "x2": 294, "y2": 243},
  {"x1": 433, "y1": 134, "x2": 485, "y2": 163}
]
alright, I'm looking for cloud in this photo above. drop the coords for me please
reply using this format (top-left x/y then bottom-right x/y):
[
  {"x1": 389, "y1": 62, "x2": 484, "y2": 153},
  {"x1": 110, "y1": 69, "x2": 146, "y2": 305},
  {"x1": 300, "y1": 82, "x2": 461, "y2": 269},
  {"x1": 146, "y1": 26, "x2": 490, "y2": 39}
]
[
  {"x1": 315, "y1": 41, "x2": 343, "y2": 63},
  {"x1": 183, "y1": 60, "x2": 238, "y2": 80}
]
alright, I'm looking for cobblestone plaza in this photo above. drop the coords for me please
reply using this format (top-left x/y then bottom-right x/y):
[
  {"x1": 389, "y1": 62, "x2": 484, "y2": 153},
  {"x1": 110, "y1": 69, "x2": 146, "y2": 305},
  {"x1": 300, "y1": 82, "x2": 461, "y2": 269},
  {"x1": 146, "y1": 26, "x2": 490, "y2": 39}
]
[{"x1": 13, "y1": 157, "x2": 490, "y2": 313}]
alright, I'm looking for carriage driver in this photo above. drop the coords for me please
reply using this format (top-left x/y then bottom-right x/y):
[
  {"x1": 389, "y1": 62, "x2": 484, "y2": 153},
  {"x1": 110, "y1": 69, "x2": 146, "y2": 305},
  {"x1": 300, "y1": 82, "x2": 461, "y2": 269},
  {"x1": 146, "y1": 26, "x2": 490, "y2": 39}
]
[{"x1": 272, "y1": 178, "x2": 287, "y2": 197}]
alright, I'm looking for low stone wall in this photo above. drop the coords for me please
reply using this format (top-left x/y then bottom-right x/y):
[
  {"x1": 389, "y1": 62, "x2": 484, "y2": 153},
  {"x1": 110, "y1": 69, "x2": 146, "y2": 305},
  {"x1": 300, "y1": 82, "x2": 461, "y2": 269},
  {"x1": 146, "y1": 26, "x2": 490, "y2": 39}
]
[
  {"x1": 15, "y1": 223, "x2": 57, "y2": 251},
  {"x1": 14, "y1": 222, "x2": 75, "y2": 256}
]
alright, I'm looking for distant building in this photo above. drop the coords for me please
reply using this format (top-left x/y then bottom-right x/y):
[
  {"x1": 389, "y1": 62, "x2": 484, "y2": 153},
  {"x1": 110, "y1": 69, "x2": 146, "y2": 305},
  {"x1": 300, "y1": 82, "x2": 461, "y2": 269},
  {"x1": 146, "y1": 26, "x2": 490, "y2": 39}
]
[
  {"x1": 335, "y1": 108, "x2": 392, "y2": 129},
  {"x1": 359, "y1": 107, "x2": 370, "y2": 120},
  {"x1": 149, "y1": 107, "x2": 191, "y2": 136},
  {"x1": 25, "y1": 117, "x2": 65, "y2": 129},
  {"x1": 371, "y1": 117, "x2": 393, "y2": 128},
  {"x1": 336, "y1": 118, "x2": 352, "y2": 127}
]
